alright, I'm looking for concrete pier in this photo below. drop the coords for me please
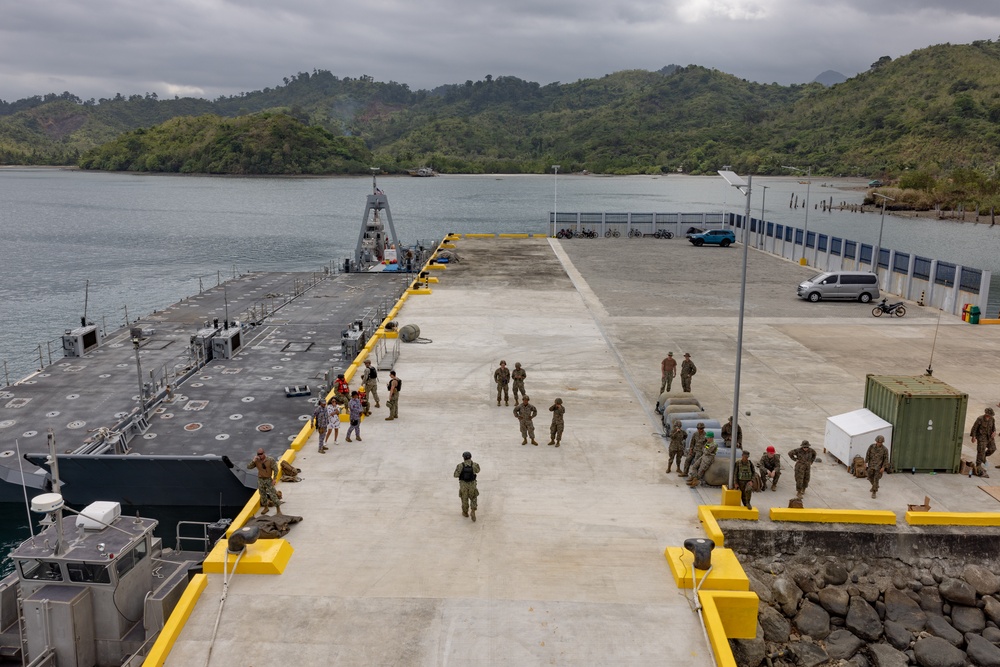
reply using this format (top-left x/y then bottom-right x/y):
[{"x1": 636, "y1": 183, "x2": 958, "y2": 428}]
[{"x1": 164, "y1": 237, "x2": 1000, "y2": 666}]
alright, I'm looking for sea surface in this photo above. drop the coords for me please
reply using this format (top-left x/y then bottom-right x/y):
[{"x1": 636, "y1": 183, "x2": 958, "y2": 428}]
[{"x1": 1, "y1": 168, "x2": 998, "y2": 565}]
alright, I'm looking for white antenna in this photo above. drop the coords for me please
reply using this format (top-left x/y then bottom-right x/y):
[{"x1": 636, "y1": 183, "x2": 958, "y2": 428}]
[{"x1": 14, "y1": 438, "x2": 34, "y2": 538}]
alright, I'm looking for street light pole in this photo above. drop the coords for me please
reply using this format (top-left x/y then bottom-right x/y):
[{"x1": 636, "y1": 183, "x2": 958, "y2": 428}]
[
  {"x1": 758, "y1": 185, "x2": 769, "y2": 248},
  {"x1": 781, "y1": 166, "x2": 811, "y2": 264},
  {"x1": 552, "y1": 165, "x2": 561, "y2": 235},
  {"x1": 873, "y1": 192, "x2": 895, "y2": 277},
  {"x1": 718, "y1": 169, "x2": 752, "y2": 489}
]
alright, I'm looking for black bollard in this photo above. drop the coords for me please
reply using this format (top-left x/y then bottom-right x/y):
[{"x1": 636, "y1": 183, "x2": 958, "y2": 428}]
[{"x1": 683, "y1": 537, "x2": 715, "y2": 570}]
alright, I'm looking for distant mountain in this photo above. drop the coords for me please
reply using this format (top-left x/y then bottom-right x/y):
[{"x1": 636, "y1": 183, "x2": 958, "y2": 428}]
[{"x1": 813, "y1": 70, "x2": 848, "y2": 86}]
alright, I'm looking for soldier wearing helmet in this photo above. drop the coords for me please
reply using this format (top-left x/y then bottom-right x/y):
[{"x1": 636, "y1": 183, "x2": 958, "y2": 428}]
[{"x1": 865, "y1": 435, "x2": 890, "y2": 499}]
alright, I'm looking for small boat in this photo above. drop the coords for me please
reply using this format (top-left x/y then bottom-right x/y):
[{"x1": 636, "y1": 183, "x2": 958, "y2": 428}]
[{"x1": 407, "y1": 167, "x2": 437, "y2": 177}]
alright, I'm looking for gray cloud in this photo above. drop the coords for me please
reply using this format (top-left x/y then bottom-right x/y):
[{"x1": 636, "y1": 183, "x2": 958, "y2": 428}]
[{"x1": 0, "y1": 0, "x2": 998, "y2": 102}]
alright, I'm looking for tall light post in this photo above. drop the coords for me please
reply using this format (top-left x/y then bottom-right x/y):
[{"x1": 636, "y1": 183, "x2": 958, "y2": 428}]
[
  {"x1": 552, "y1": 165, "x2": 561, "y2": 235},
  {"x1": 718, "y1": 169, "x2": 752, "y2": 489},
  {"x1": 781, "y1": 165, "x2": 811, "y2": 264},
  {"x1": 872, "y1": 192, "x2": 895, "y2": 277},
  {"x1": 758, "y1": 185, "x2": 769, "y2": 248}
]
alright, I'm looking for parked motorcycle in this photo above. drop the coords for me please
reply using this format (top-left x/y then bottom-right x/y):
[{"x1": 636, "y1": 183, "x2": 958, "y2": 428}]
[{"x1": 872, "y1": 298, "x2": 906, "y2": 317}]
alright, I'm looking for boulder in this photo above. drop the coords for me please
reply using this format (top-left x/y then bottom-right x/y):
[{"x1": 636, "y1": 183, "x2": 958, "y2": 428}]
[
  {"x1": 884, "y1": 586, "x2": 928, "y2": 632},
  {"x1": 939, "y1": 578, "x2": 978, "y2": 607},
  {"x1": 772, "y1": 575, "x2": 804, "y2": 616},
  {"x1": 925, "y1": 615, "x2": 964, "y2": 647},
  {"x1": 819, "y1": 586, "x2": 851, "y2": 617},
  {"x1": 964, "y1": 564, "x2": 1000, "y2": 596},
  {"x1": 868, "y1": 642, "x2": 909, "y2": 667},
  {"x1": 788, "y1": 640, "x2": 829, "y2": 667},
  {"x1": 951, "y1": 605, "x2": 986, "y2": 634},
  {"x1": 883, "y1": 619, "x2": 912, "y2": 650},
  {"x1": 920, "y1": 587, "x2": 944, "y2": 616},
  {"x1": 759, "y1": 603, "x2": 791, "y2": 643},
  {"x1": 846, "y1": 596, "x2": 883, "y2": 642},
  {"x1": 730, "y1": 636, "x2": 766, "y2": 667},
  {"x1": 965, "y1": 632, "x2": 1000, "y2": 667},
  {"x1": 794, "y1": 600, "x2": 831, "y2": 640},
  {"x1": 912, "y1": 635, "x2": 966, "y2": 667},
  {"x1": 857, "y1": 583, "x2": 881, "y2": 603},
  {"x1": 824, "y1": 628, "x2": 864, "y2": 660},
  {"x1": 983, "y1": 626, "x2": 1000, "y2": 645},
  {"x1": 847, "y1": 655, "x2": 871, "y2": 667},
  {"x1": 791, "y1": 566, "x2": 820, "y2": 594},
  {"x1": 985, "y1": 596, "x2": 1000, "y2": 626},
  {"x1": 824, "y1": 561, "x2": 849, "y2": 586},
  {"x1": 746, "y1": 570, "x2": 774, "y2": 605}
]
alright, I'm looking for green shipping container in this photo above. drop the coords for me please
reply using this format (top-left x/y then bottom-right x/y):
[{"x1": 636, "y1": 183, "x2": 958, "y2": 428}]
[{"x1": 863, "y1": 375, "x2": 968, "y2": 473}]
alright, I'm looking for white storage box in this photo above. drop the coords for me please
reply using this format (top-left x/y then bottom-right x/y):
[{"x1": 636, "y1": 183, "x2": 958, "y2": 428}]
[
  {"x1": 76, "y1": 501, "x2": 121, "y2": 530},
  {"x1": 825, "y1": 409, "x2": 892, "y2": 467}
]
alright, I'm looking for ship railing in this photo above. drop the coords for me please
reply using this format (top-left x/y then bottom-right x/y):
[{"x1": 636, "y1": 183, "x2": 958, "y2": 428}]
[{"x1": 175, "y1": 521, "x2": 219, "y2": 555}]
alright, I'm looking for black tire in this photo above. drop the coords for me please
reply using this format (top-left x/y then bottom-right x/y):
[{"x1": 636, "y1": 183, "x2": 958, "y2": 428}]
[
  {"x1": 663, "y1": 231, "x2": 673, "y2": 239},
  {"x1": 894, "y1": 306, "x2": 906, "y2": 317},
  {"x1": 859, "y1": 292, "x2": 873, "y2": 303},
  {"x1": 654, "y1": 231, "x2": 662, "y2": 239},
  {"x1": 808, "y1": 292, "x2": 821, "y2": 303},
  {"x1": 692, "y1": 238, "x2": 704, "y2": 246},
  {"x1": 872, "y1": 307, "x2": 883, "y2": 317},
  {"x1": 720, "y1": 239, "x2": 731, "y2": 247},
  {"x1": 605, "y1": 230, "x2": 612, "y2": 237},
  {"x1": 612, "y1": 230, "x2": 621, "y2": 238}
]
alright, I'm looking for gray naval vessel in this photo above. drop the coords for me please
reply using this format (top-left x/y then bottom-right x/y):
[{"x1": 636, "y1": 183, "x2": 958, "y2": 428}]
[{"x1": 0, "y1": 177, "x2": 428, "y2": 508}]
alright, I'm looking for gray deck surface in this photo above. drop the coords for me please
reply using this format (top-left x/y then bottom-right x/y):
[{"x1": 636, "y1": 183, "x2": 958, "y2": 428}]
[{"x1": 166, "y1": 237, "x2": 1000, "y2": 666}]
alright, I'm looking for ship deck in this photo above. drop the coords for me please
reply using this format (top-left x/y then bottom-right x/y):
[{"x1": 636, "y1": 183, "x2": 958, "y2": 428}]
[
  {"x1": 0, "y1": 270, "x2": 409, "y2": 505},
  {"x1": 165, "y1": 237, "x2": 1000, "y2": 665}
]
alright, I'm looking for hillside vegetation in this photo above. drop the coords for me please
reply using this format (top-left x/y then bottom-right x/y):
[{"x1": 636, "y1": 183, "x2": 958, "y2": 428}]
[{"x1": 4, "y1": 40, "x2": 1000, "y2": 202}]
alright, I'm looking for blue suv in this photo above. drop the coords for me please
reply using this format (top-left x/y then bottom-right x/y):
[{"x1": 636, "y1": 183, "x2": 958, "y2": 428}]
[{"x1": 688, "y1": 229, "x2": 735, "y2": 247}]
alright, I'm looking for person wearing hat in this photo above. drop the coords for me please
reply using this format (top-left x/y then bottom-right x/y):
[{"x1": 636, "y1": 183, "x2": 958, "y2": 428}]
[
  {"x1": 865, "y1": 435, "x2": 890, "y2": 498},
  {"x1": 971, "y1": 406, "x2": 996, "y2": 476},
  {"x1": 688, "y1": 430, "x2": 718, "y2": 486},
  {"x1": 660, "y1": 352, "x2": 677, "y2": 394},
  {"x1": 513, "y1": 395, "x2": 538, "y2": 445},
  {"x1": 681, "y1": 422, "x2": 709, "y2": 477},
  {"x1": 361, "y1": 359, "x2": 380, "y2": 409},
  {"x1": 547, "y1": 398, "x2": 565, "y2": 446},
  {"x1": 494, "y1": 360, "x2": 511, "y2": 406},
  {"x1": 511, "y1": 362, "x2": 527, "y2": 402},
  {"x1": 734, "y1": 450, "x2": 757, "y2": 509},
  {"x1": 788, "y1": 440, "x2": 817, "y2": 499},
  {"x1": 666, "y1": 419, "x2": 686, "y2": 474},
  {"x1": 454, "y1": 451, "x2": 481, "y2": 521},
  {"x1": 759, "y1": 446, "x2": 781, "y2": 491},
  {"x1": 722, "y1": 416, "x2": 743, "y2": 448},
  {"x1": 680, "y1": 353, "x2": 697, "y2": 393}
]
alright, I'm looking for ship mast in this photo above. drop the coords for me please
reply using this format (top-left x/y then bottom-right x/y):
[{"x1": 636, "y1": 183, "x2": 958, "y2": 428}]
[{"x1": 354, "y1": 168, "x2": 400, "y2": 269}]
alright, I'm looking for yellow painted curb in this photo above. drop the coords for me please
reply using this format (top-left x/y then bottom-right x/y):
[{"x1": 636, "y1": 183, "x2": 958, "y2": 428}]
[
  {"x1": 499, "y1": 233, "x2": 530, "y2": 238},
  {"x1": 289, "y1": 424, "x2": 312, "y2": 452},
  {"x1": 425, "y1": 276, "x2": 439, "y2": 283},
  {"x1": 407, "y1": 288, "x2": 433, "y2": 295},
  {"x1": 440, "y1": 243, "x2": 457, "y2": 249},
  {"x1": 769, "y1": 508, "x2": 897, "y2": 524},
  {"x1": 699, "y1": 590, "x2": 760, "y2": 663},
  {"x1": 905, "y1": 511, "x2": 1000, "y2": 526},
  {"x1": 665, "y1": 547, "x2": 751, "y2": 591},
  {"x1": 978, "y1": 319, "x2": 1000, "y2": 325},
  {"x1": 720, "y1": 486, "x2": 742, "y2": 507},
  {"x1": 697, "y1": 506, "x2": 725, "y2": 547},
  {"x1": 696, "y1": 504, "x2": 758, "y2": 547},
  {"x1": 465, "y1": 233, "x2": 496, "y2": 238},
  {"x1": 203, "y1": 539, "x2": 294, "y2": 575},
  {"x1": 142, "y1": 573, "x2": 208, "y2": 667},
  {"x1": 425, "y1": 263, "x2": 447, "y2": 270}
]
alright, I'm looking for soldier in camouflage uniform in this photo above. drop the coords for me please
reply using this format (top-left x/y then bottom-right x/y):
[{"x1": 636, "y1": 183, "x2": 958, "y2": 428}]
[
  {"x1": 513, "y1": 395, "x2": 538, "y2": 445},
  {"x1": 660, "y1": 352, "x2": 677, "y2": 394},
  {"x1": 688, "y1": 432, "x2": 718, "y2": 486},
  {"x1": 734, "y1": 450, "x2": 757, "y2": 509},
  {"x1": 681, "y1": 423, "x2": 709, "y2": 477},
  {"x1": 362, "y1": 359, "x2": 380, "y2": 408},
  {"x1": 970, "y1": 407, "x2": 996, "y2": 477},
  {"x1": 454, "y1": 451, "x2": 481, "y2": 521},
  {"x1": 666, "y1": 420, "x2": 686, "y2": 473},
  {"x1": 511, "y1": 363, "x2": 527, "y2": 402},
  {"x1": 865, "y1": 435, "x2": 889, "y2": 498},
  {"x1": 788, "y1": 440, "x2": 817, "y2": 499},
  {"x1": 247, "y1": 448, "x2": 283, "y2": 515},
  {"x1": 547, "y1": 398, "x2": 565, "y2": 446},
  {"x1": 680, "y1": 353, "x2": 697, "y2": 393},
  {"x1": 759, "y1": 446, "x2": 781, "y2": 491},
  {"x1": 494, "y1": 361, "x2": 511, "y2": 406},
  {"x1": 721, "y1": 416, "x2": 742, "y2": 448}
]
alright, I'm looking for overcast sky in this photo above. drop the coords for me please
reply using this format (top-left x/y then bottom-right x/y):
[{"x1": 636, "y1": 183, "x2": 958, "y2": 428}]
[{"x1": 2, "y1": 0, "x2": 1000, "y2": 102}]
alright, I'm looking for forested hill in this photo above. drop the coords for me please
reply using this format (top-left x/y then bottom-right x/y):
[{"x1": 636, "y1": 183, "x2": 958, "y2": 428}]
[{"x1": 4, "y1": 39, "x2": 1000, "y2": 178}]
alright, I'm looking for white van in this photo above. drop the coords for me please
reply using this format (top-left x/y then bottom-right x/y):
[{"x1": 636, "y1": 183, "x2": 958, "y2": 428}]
[{"x1": 797, "y1": 271, "x2": 880, "y2": 303}]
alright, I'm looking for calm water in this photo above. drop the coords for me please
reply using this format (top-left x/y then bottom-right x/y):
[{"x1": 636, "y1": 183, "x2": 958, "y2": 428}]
[{"x1": 1, "y1": 168, "x2": 998, "y2": 559}]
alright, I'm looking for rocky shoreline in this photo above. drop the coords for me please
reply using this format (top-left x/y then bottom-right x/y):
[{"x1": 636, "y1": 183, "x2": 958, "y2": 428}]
[{"x1": 732, "y1": 555, "x2": 1000, "y2": 667}]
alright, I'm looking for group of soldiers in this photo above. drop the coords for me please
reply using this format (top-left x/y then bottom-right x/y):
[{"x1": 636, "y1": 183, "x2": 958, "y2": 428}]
[
  {"x1": 659, "y1": 351, "x2": 697, "y2": 394},
  {"x1": 495, "y1": 360, "x2": 565, "y2": 446}
]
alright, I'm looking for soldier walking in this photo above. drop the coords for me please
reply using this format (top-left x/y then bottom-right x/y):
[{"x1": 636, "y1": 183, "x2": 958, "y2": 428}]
[
  {"x1": 666, "y1": 420, "x2": 686, "y2": 473},
  {"x1": 788, "y1": 440, "x2": 817, "y2": 499},
  {"x1": 511, "y1": 362, "x2": 527, "y2": 402},
  {"x1": 680, "y1": 353, "x2": 697, "y2": 393},
  {"x1": 660, "y1": 352, "x2": 677, "y2": 394},
  {"x1": 312, "y1": 399, "x2": 330, "y2": 453},
  {"x1": 970, "y1": 406, "x2": 996, "y2": 477},
  {"x1": 362, "y1": 359, "x2": 380, "y2": 408},
  {"x1": 681, "y1": 423, "x2": 709, "y2": 477},
  {"x1": 494, "y1": 360, "x2": 511, "y2": 406},
  {"x1": 385, "y1": 371, "x2": 400, "y2": 421},
  {"x1": 865, "y1": 435, "x2": 889, "y2": 498},
  {"x1": 513, "y1": 395, "x2": 538, "y2": 445},
  {"x1": 547, "y1": 398, "x2": 565, "y2": 446},
  {"x1": 759, "y1": 446, "x2": 781, "y2": 491},
  {"x1": 734, "y1": 450, "x2": 757, "y2": 509},
  {"x1": 688, "y1": 431, "x2": 718, "y2": 486},
  {"x1": 246, "y1": 448, "x2": 283, "y2": 515},
  {"x1": 454, "y1": 451, "x2": 481, "y2": 521}
]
